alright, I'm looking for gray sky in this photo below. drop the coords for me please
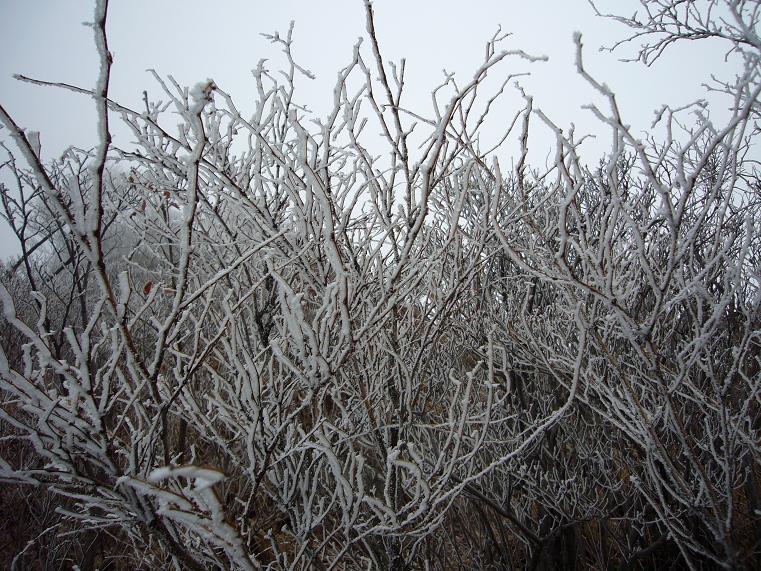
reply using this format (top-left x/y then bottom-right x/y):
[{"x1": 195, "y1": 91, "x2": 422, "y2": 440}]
[{"x1": 0, "y1": 0, "x2": 737, "y2": 261}]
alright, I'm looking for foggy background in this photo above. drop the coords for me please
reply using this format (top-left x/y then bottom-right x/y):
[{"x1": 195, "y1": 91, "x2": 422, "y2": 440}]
[{"x1": 0, "y1": 0, "x2": 736, "y2": 261}]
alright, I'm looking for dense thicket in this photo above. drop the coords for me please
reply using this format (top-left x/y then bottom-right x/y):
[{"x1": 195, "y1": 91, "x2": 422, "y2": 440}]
[{"x1": 1, "y1": 1, "x2": 759, "y2": 569}]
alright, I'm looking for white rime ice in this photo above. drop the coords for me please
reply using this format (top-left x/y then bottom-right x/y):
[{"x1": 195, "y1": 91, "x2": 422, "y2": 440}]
[{"x1": 0, "y1": 1, "x2": 759, "y2": 569}]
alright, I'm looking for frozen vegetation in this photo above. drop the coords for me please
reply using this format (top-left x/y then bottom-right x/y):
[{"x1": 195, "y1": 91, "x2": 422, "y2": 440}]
[{"x1": 0, "y1": 0, "x2": 759, "y2": 568}]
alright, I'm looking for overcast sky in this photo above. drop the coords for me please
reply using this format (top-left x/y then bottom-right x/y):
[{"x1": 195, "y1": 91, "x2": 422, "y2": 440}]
[{"x1": 0, "y1": 0, "x2": 737, "y2": 261}]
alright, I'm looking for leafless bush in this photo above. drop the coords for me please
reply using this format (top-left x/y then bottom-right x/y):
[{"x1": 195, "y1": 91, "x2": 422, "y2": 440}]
[{"x1": 0, "y1": 0, "x2": 758, "y2": 569}]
